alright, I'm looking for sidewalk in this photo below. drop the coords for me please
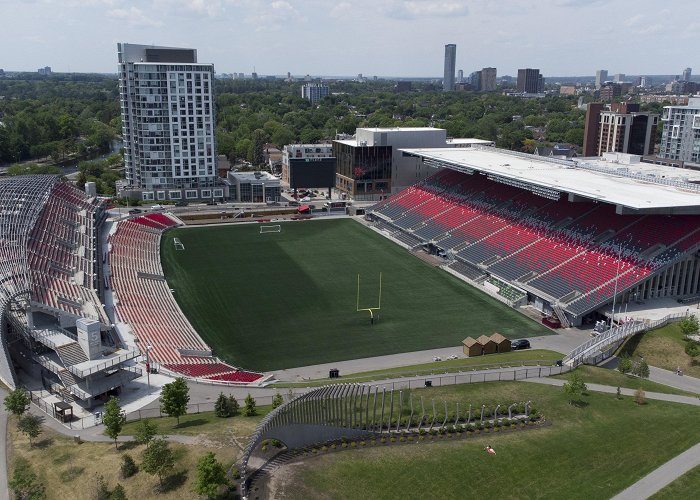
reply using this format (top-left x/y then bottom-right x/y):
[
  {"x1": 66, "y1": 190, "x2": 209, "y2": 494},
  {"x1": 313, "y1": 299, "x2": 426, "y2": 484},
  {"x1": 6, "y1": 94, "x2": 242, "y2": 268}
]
[
  {"x1": 612, "y1": 441, "x2": 700, "y2": 499},
  {"x1": 600, "y1": 356, "x2": 700, "y2": 395},
  {"x1": 523, "y1": 378, "x2": 700, "y2": 406}
]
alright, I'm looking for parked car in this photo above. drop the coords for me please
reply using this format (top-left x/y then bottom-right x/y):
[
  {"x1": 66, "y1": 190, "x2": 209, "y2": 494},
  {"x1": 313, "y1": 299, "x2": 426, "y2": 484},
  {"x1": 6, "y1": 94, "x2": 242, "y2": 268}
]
[
  {"x1": 206, "y1": 200, "x2": 218, "y2": 206},
  {"x1": 288, "y1": 201, "x2": 300, "y2": 207},
  {"x1": 128, "y1": 208, "x2": 142, "y2": 214},
  {"x1": 511, "y1": 339, "x2": 531, "y2": 350},
  {"x1": 151, "y1": 204, "x2": 164, "y2": 210},
  {"x1": 175, "y1": 201, "x2": 188, "y2": 207}
]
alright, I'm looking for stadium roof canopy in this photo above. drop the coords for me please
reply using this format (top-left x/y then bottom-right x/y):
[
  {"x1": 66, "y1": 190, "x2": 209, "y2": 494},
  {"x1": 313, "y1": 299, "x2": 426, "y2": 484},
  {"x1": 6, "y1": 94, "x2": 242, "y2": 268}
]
[{"x1": 401, "y1": 147, "x2": 700, "y2": 213}]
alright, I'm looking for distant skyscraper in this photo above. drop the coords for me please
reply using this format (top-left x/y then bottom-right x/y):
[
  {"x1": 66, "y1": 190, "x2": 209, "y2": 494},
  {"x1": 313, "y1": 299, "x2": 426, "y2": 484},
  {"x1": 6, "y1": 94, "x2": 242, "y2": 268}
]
[
  {"x1": 613, "y1": 73, "x2": 625, "y2": 83},
  {"x1": 480, "y1": 67, "x2": 497, "y2": 92},
  {"x1": 117, "y1": 43, "x2": 217, "y2": 198},
  {"x1": 640, "y1": 76, "x2": 651, "y2": 88},
  {"x1": 584, "y1": 103, "x2": 658, "y2": 157},
  {"x1": 443, "y1": 44, "x2": 456, "y2": 91},
  {"x1": 457, "y1": 69, "x2": 463, "y2": 83},
  {"x1": 301, "y1": 83, "x2": 329, "y2": 104},
  {"x1": 517, "y1": 68, "x2": 543, "y2": 94},
  {"x1": 682, "y1": 67, "x2": 692, "y2": 82},
  {"x1": 595, "y1": 69, "x2": 608, "y2": 89}
]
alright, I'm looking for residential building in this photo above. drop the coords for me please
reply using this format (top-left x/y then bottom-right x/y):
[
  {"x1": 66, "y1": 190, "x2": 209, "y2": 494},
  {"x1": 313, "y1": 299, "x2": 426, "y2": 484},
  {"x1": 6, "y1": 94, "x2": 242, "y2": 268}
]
[
  {"x1": 394, "y1": 81, "x2": 412, "y2": 92},
  {"x1": 516, "y1": 68, "x2": 544, "y2": 94},
  {"x1": 480, "y1": 67, "x2": 497, "y2": 92},
  {"x1": 469, "y1": 71, "x2": 482, "y2": 90},
  {"x1": 659, "y1": 97, "x2": 700, "y2": 165},
  {"x1": 584, "y1": 102, "x2": 658, "y2": 157},
  {"x1": 683, "y1": 67, "x2": 692, "y2": 82},
  {"x1": 666, "y1": 81, "x2": 698, "y2": 94},
  {"x1": 38, "y1": 66, "x2": 51, "y2": 75},
  {"x1": 599, "y1": 82, "x2": 622, "y2": 101},
  {"x1": 457, "y1": 69, "x2": 464, "y2": 83},
  {"x1": 117, "y1": 43, "x2": 221, "y2": 202},
  {"x1": 595, "y1": 69, "x2": 608, "y2": 89},
  {"x1": 613, "y1": 73, "x2": 625, "y2": 83},
  {"x1": 559, "y1": 85, "x2": 577, "y2": 96},
  {"x1": 301, "y1": 83, "x2": 329, "y2": 104},
  {"x1": 640, "y1": 76, "x2": 651, "y2": 88},
  {"x1": 443, "y1": 44, "x2": 456, "y2": 91}
]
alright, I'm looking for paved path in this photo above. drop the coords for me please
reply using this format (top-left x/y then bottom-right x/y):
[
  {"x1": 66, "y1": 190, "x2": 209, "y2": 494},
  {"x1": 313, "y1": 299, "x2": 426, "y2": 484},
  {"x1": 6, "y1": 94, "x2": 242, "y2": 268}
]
[
  {"x1": 523, "y1": 378, "x2": 700, "y2": 406},
  {"x1": 600, "y1": 357, "x2": 700, "y2": 395},
  {"x1": 271, "y1": 329, "x2": 588, "y2": 382},
  {"x1": 0, "y1": 387, "x2": 9, "y2": 500},
  {"x1": 612, "y1": 441, "x2": 700, "y2": 499}
]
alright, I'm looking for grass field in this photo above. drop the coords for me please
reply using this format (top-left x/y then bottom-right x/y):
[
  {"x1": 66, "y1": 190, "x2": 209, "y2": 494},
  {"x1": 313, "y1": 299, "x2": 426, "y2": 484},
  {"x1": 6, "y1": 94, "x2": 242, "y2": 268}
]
[
  {"x1": 279, "y1": 381, "x2": 700, "y2": 500},
  {"x1": 161, "y1": 219, "x2": 549, "y2": 371},
  {"x1": 651, "y1": 464, "x2": 700, "y2": 499},
  {"x1": 620, "y1": 322, "x2": 700, "y2": 377}
]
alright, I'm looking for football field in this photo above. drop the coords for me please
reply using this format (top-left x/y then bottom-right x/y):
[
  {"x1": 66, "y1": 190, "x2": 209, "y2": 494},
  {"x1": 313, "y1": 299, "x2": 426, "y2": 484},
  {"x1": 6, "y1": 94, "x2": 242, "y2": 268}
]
[{"x1": 160, "y1": 219, "x2": 549, "y2": 371}]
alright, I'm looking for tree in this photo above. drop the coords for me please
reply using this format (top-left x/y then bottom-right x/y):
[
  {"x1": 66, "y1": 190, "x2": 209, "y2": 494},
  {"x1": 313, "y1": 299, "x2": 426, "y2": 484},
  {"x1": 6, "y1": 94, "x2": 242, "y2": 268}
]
[
  {"x1": 243, "y1": 393, "x2": 257, "y2": 417},
  {"x1": 4, "y1": 388, "x2": 31, "y2": 417},
  {"x1": 193, "y1": 452, "x2": 227, "y2": 499},
  {"x1": 103, "y1": 397, "x2": 126, "y2": 449},
  {"x1": 160, "y1": 377, "x2": 190, "y2": 426},
  {"x1": 120, "y1": 453, "x2": 138, "y2": 478},
  {"x1": 685, "y1": 340, "x2": 700, "y2": 358},
  {"x1": 17, "y1": 414, "x2": 42, "y2": 447},
  {"x1": 141, "y1": 438, "x2": 175, "y2": 490},
  {"x1": 617, "y1": 355, "x2": 633, "y2": 374},
  {"x1": 679, "y1": 315, "x2": 699, "y2": 337},
  {"x1": 9, "y1": 457, "x2": 46, "y2": 499},
  {"x1": 95, "y1": 474, "x2": 111, "y2": 500},
  {"x1": 633, "y1": 358, "x2": 650, "y2": 379},
  {"x1": 110, "y1": 484, "x2": 127, "y2": 500},
  {"x1": 215, "y1": 392, "x2": 231, "y2": 418},
  {"x1": 562, "y1": 372, "x2": 587, "y2": 405},
  {"x1": 134, "y1": 419, "x2": 157, "y2": 447},
  {"x1": 272, "y1": 392, "x2": 284, "y2": 409},
  {"x1": 227, "y1": 395, "x2": 239, "y2": 416}
]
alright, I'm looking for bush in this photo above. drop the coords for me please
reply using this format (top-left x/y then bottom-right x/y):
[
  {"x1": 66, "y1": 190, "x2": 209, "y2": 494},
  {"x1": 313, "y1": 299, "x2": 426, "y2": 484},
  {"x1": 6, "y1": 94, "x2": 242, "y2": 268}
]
[
  {"x1": 120, "y1": 454, "x2": 137, "y2": 478},
  {"x1": 634, "y1": 388, "x2": 647, "y2": 405},
  {"x1": 618, "y1": 355, "x2": 633, "y2": 374}
]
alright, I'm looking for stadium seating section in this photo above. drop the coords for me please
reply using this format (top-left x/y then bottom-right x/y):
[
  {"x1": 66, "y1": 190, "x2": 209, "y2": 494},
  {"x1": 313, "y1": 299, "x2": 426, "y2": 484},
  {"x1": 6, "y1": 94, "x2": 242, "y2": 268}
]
[
  {"x1": 371, "y1": 169, "x2": 700, "y2": 318},
  {"x1": 109, "y1": 215, "x2": 263, "y2": 384}
]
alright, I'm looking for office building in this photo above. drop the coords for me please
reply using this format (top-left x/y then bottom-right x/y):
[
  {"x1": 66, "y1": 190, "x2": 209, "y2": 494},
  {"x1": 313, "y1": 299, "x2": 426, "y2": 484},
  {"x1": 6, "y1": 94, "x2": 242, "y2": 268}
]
[
  {"x1": 682, "y1": 67, "x2": 692, "y2": 82},
  {"x1": 38, "y1": 66, "x2": 51, "y2": 75},
  {"x1": 599, "y1": 82, "x2": 622, "y2": 101},
  {"x1": 301, "y1": 83, "x2": 329, "y2": 104},
  {"x1": 640, "y1": 76, "x2": 651, "y2": 88},
  {"x1": 227, "y1": 171, "x2": 280, "y2": 203},
  {"x1": 469, "y1": 71, "x2": 482, "y2": 90},
  {"x1": 333, "y1": 127, "x2": 494, "y2": 200},
  {"x1": 443, "y1": 44, "x2": 456, "y2": 91},
  {"x1": 595, "y1": 69, "x2": 608, "y2": 89},
  {"x1": 457, "y1": 69, "x2": 464, "y2": 83},
  {"x1": 281, "y1": 144, "x2": 334, "y2": 189},
  {"x1": 516, "y1": 68, "x2": 544, "y2": 94},
  {"x1": 117, "y1": 43, "x2": 221, "y2": 201},
  {"x1": 480, "y1": 67, "x2": 497, "y2": 92},
  {"x1": 659, "y1": 97, "x2": 700, "y2": 165},
  {"x1": 583, "y1": 103, "x2": 658, "y2": 157},
  {"x1": 613, "y1": 73, "x2": 625, "y2": 83}
]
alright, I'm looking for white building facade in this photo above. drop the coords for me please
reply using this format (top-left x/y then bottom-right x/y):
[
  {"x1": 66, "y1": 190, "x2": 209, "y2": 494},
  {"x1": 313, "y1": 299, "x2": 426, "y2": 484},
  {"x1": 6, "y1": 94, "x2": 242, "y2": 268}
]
[
  {"x1": 118, "y1": 43, "x2": 220, "y2": 201},
  {"x1": 660, "y1": 97, "x2": 700, "y2": 166},
  {"x1": 301, "y1": 83, "x2": 329, "y2": 104}
]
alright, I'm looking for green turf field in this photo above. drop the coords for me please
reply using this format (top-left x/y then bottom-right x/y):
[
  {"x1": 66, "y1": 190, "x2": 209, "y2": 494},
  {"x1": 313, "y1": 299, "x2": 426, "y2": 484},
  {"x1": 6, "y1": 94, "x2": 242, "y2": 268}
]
[{"x1": 161, "y1": 219, "x2": 549, "y2": 371}]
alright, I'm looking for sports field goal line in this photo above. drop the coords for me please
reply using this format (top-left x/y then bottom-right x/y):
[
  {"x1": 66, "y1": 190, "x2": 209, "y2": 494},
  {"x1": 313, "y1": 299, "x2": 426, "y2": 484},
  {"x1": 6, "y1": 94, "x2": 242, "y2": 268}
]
[
  {"x1": 173, "y1": 237, "x2": 185, "y2": 251},
  {"x1": 260, "y1": 224, "x2": 282, "y2": 234}
]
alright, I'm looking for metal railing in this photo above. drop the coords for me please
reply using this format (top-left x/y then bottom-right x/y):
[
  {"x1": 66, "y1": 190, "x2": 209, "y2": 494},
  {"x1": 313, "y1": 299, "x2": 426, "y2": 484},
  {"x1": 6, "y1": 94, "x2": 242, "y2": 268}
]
[
  {"x1": 70, "y1": 349, "x2": 141, "y2": 377},
  {"x1": 565, "y1": 311, "x2": 687, "y2": 366}
]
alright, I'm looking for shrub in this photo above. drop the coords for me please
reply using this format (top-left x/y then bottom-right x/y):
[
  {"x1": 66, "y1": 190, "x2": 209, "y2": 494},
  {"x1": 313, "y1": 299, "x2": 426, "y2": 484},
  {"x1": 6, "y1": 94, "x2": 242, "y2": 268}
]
[
  {"x1": 120, "y1": 454, "x2": 137, "y2": 478},
  {"x1": 341, "y1": 442, "x2": 348, "y2": 448},
  {"x1": 261, "y1": 445, "x2": 267, "y2": 452},
  {"x1": 407, "y1": 435, "x2": 414, "y2": 441},
  {"x1": 350, "y1": 442, "x2": 357, "y2": 448},
  {"x1": 634, "y1": 388, "x2": 647, "y2": 405},
  {"x1": 380, "y1": 437, "x2": 386, "y2": 444},
  {"x1": 331, "y1": 444, "x2": 337, "y2": 449},
  {"x1": 359, "y1": 441, "x2": 366, "y2": 447},
  {"x1": 399, "y1": 436, "x2": 406, "y2": 442},
  {"x1": 618, "y1": 355, "x2": 633, "y2": 374},
  {"x1": 321, "y1": 446, "x2": 328, "y2": 452},
  {"x1": 390, "y1": 437, "x2": 396, "y2": 442}
]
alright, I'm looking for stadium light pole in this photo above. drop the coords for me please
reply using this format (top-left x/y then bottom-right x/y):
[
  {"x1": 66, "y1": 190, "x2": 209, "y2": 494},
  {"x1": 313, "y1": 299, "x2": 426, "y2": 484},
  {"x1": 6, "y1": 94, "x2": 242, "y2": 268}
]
[
  {"x1": 609, "y1": 243, "x2": 622, "y2": 329},
  {"x1": 146, "y1": 345, "x2": 152, "y2": 390}
]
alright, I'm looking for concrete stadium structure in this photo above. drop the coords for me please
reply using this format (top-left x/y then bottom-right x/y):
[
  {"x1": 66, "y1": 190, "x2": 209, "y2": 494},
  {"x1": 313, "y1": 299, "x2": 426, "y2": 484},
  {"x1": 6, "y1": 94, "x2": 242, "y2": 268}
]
[{"x1": 367, "y1": 147, "x2": 700, "y2": 327}]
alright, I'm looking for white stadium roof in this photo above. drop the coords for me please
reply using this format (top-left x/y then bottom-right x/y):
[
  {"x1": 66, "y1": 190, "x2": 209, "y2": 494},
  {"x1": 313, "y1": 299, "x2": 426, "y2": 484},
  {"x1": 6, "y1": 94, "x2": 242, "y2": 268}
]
[{"x1": 401, "y1": 147, "x2": 700, "y2": 212}]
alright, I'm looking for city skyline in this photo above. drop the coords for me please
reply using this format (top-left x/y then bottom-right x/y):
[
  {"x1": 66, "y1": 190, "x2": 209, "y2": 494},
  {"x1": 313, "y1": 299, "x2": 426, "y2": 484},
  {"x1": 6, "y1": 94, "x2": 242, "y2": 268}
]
[{"x1": 0, "y1": 0, "x2": 698, "y2": 77}]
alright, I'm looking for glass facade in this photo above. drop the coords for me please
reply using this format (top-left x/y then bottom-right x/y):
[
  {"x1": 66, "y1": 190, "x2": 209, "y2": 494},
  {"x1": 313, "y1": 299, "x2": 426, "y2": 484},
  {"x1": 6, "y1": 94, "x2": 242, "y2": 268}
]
[{"x1": 333, "y1": 142, "x2": 392, "y2": 197}]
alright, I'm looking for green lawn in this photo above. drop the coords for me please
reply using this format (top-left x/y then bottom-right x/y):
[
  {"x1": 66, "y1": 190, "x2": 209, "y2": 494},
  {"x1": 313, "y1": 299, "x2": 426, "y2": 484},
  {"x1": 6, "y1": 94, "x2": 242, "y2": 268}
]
[
  {"x1": 275, "y1": 349, "x2": 563, "y2": 387},
  {"x1": 283, "y1": 382, "x2": 700, "y2": 500},
  {"x1": 651, "y1": 465, "x2": 700, "y2": 499},
  {"x1": 620, "y1": 322, "x2": 700, "y2": 378},
  {"x1": 553, "y1": 365, "x2": 698, "y2": 397},
  {"x1": 161, "y1": 219, "x2": 549, "y2": 371}
]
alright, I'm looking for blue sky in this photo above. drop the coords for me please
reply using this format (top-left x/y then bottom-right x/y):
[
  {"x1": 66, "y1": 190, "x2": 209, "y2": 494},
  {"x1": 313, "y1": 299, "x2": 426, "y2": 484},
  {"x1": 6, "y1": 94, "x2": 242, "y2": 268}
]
[{"x1": 0, "y1": 0, "x2": 698, "y2": 77}]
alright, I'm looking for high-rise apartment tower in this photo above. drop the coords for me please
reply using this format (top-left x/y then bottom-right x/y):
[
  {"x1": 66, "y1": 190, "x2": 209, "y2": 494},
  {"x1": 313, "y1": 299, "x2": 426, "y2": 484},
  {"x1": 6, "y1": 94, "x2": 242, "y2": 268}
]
[{"x1": 443, "y1": 44, "x2": 456, "y2": 91}]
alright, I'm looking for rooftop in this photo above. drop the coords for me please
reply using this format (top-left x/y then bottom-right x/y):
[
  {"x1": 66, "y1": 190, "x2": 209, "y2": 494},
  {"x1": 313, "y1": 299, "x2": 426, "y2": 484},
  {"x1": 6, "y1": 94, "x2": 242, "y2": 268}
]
[{"x1": 401, "y1": 147, "x2": 700, "y2": 211}]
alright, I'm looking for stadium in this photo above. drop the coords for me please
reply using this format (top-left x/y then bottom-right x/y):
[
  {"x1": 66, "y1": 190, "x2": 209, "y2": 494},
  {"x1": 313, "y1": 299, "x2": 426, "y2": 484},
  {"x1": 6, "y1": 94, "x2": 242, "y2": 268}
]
[{"x1": 2, "y1": 146, "x2": 700, "y2": 416}]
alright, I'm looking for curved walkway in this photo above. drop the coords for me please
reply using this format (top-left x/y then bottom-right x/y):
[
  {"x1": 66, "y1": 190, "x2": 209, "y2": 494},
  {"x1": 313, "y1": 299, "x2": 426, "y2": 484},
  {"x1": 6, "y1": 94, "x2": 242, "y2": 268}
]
[
  {"x1": 0, "y1": 387, "x2": 9, "y2": 500},
  {"x1": 612, "y1": 442, "x2": 700, "y2": 499}
]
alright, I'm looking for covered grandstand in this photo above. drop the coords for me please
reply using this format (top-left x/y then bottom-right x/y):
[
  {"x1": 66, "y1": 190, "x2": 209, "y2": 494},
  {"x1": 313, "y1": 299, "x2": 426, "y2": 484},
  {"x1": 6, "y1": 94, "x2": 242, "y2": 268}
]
[
  {"x1": 368, "y1": 148, "x2": 700, "y2": 327},
  {"x1": 0, "y1": 175, "x2": 140, "y2": 407}
]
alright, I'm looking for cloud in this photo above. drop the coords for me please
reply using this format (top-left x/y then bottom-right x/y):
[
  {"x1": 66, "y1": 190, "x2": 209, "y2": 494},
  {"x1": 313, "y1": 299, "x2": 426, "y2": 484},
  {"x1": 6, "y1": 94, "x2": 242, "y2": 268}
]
[
  {"x1": 108, "y1": 6, "x2": 162, "y2": 27},
  {"x1": 330, "y1": 2, "x2": 352, "y2": 18},
  {"x1": 385, "y1": 1, "x2": 469, "y2": 19},
  {"x1": 245, "y1": 0, "x2": 305, "y2": 32},
  {"x1": 623, "y1": 14, "x2": 643, "y2": 27}
]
